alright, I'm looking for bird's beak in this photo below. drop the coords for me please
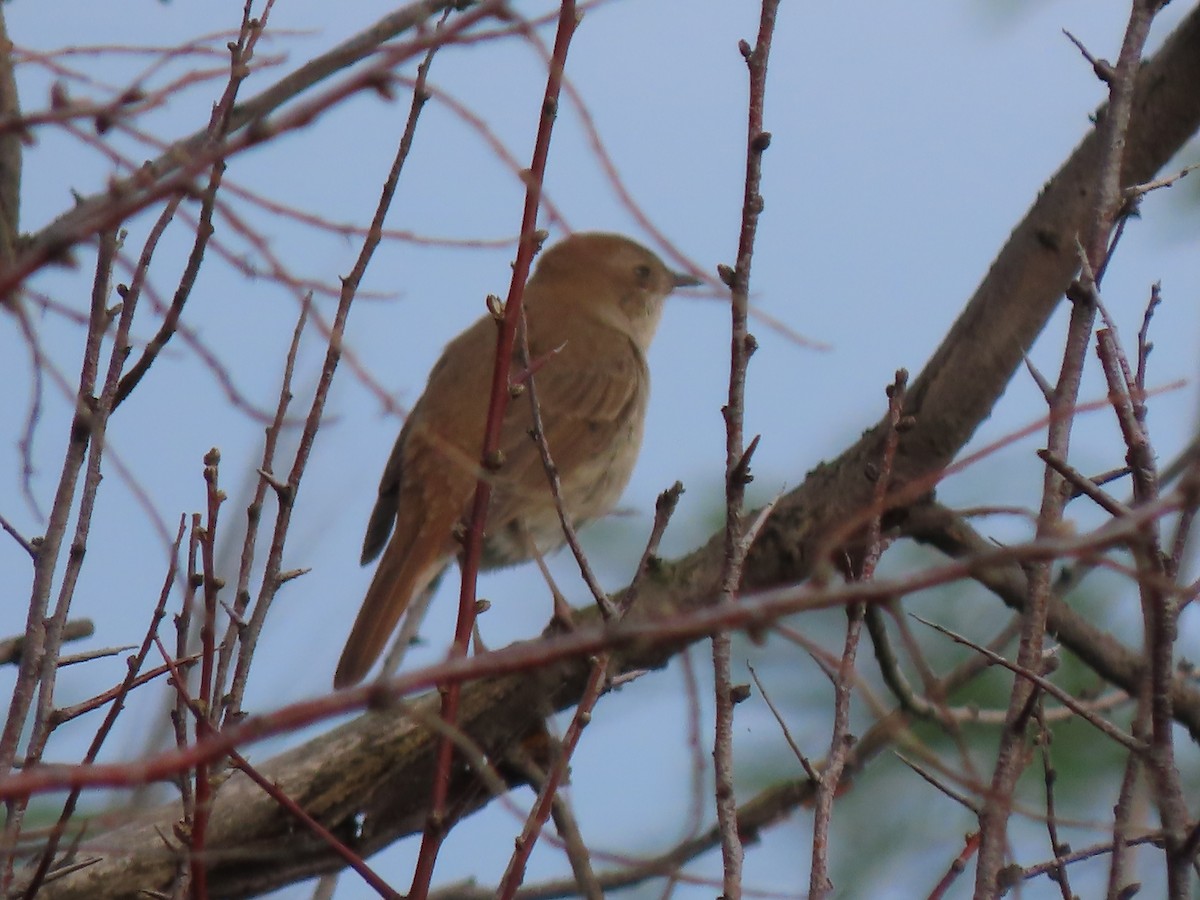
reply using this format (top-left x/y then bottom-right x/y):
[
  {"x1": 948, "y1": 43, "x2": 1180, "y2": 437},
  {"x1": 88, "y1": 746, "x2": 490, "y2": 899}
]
[{"x1": 671, "y1": 271, "x2": 702, "y2": 289}]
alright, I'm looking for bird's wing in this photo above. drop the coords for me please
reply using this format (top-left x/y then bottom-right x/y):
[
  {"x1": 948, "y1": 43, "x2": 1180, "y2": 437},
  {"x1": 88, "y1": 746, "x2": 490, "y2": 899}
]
[
  {"x1": 491, "y1": 327, "x2": 648, "y2": 526},
  {"x1": 361, "y1": 420, "x2": 409, "y2": 565},
  {"x1": 361, "y1": 314, "x2": 496, "y2": 564}
]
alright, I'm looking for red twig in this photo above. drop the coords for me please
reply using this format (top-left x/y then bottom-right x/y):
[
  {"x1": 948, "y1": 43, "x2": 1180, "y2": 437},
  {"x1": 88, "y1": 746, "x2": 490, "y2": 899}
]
[
  {"x1": 190, "y1": 447, "x2": 226, "y2": 898},
  {"x1": 495, "y1": 483, "x2": 682, "y2": 897},
  {"x1": 0, "y1": 0, "x2": 506, "y2": 301},
  {"x1": 495, "y1": 662, "x2": 604, "y2": 900},
  {"x1": 51, "y1": 652, "x2": 201, "y2": 725},
  {"x1": 19, "y1": 517, "x2": 186, "y2": 898},
  {"x1": 155, "y1": 621, "x2": 401, "y2": 899},
  {"x1": 927, "y1": 832, "x2": 981, "y2": 900},
  {"x1": 112, "y1": 0, "x2": 265, "y2": 411},
  {"x1": 228, "y1": 749, "x2": 401, "y2": 899},
  {"x1": 810, "y1": 372, "x2": 905, "y2": 896},
  {"x1": 407, "y1": 5, "x2": 578, "y2": 897},
  {"x1": 220, "y1": 0, "x2": 451, "y2": 730},
  {"x1": 0, "y1": 483, "x2": 1191, "y2": 806}
]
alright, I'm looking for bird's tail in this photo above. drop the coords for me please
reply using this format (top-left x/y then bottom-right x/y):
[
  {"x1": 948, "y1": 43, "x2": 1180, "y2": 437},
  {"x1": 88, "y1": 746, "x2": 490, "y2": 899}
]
[{"x1": 334, "y1": 523, "x2": 450, "y2": 688}]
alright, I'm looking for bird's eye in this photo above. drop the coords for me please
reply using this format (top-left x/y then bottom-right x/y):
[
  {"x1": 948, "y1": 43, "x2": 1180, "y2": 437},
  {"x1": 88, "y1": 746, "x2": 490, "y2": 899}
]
[{"x1": 633, "y1": 263, "x2": 652, "y2": 282}]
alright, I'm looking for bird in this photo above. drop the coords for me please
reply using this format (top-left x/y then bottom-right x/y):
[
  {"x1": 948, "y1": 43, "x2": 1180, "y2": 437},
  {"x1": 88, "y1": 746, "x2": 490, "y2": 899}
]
[{"x1": 333, "y1": 232, "x2": 699, "y2": 688}]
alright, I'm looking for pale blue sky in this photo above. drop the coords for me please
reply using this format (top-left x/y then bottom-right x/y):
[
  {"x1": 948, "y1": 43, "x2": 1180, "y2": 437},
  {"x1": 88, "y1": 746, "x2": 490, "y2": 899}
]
[{"x1": 2, "y1": 2, "x2": 1198, "y2": 897}]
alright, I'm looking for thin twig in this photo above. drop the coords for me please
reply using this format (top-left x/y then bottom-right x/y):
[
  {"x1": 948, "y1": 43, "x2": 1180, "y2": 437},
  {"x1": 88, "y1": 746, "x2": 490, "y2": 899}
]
[
  {"x1": 1037, "y1": 449, "x2": 1131, "y2": 517},
  {"x1": 53, "y1": 644, "x2": 137, "y2": 668},
  {"x1": 51, "y1": 653, "x2": 202, "y2": 725},
  {"x1": 619, "y1": 482, "x2": 684, "y2": 615},
  {"x1": 409, "y1": 5, "x2": 578, "y2": 897},
  {"x1": 1, "y1": 0, "x2": 507, "y2": 299},
  {"x1": 110, "y1": 0, "x2": 258, "y2": 415},
  {"x1": 712, "y1": 5, "x2": 780, "y2": 897},
  {"x1": 811, "y1": 372, "x2": 904, "y2": 896},
  {"x1": 5, "y1": 493, "x2": 1200, "y2": 803},
  {"x1": 1097, "y1": 313, "x2": 1188, "y2": 890},
  {"x1": 975, "y1": 2, "x2": 1164, "y2": 891},
  {"x1": 190, "y1": 447, "x2": 226, "y2": 897},
  {"x1": 0, "y1": 511, "x2": 37, "y2": 558},
  {"x1": 19, "y1": 517, "x2": 185, "y2": 898},
  {"x1": 496, "y1": 477, "x2": 685, "y2": 896},
  {"x1": 896, "y1": 754, "x2": 981, "y2": 815},
  {"x1": 913, "y1": 616, "x2": 1143, "y2": 753},
  {"x1": 747, "y1": 663, "x2": 818, "y2": 783},
  {"x1": 221, "y1": 0, "x2": 452, "y2": 727},
  {"x1": 1125, "y1": 163, "x2": 1200, "y2": 198},
  {"x1": 0, "y1": 620, "x2": 93, "y2": 667},
  {"x1": 495, "y1": 661, "x2": 604, "y2": 900},
  {"x1": 214, "y1": 291, "x2": 308, "y2": 725},
  {"x1": 1033, "y1": 707, "x2": 1074, "y2": 900},
  {"x1": 162, "y1": 621, "x2": 403, "y2": 899},
  {"x1": 515, "y1": 314, "x2": 613, "y2": 620},
  {"x1": 0, "y1": 226, "x2": 124, "y2": 889}
]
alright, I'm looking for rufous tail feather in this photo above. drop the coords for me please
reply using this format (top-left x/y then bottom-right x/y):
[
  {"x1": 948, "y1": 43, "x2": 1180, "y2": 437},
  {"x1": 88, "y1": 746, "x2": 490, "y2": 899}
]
[{"x1": 334, "y1": 524, "x2": 448, "y2": 688}]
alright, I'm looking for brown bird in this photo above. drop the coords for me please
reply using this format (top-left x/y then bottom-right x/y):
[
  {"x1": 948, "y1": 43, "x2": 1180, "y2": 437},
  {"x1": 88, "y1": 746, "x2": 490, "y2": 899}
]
[{"x1": 334, "y1": 233, "x2": 698, "y2": 688}]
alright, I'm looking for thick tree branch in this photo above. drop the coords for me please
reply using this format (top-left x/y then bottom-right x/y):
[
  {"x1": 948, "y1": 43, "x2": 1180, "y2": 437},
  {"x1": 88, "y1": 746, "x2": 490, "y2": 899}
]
[{"x1": 743, "y1": 2, "x2": 1200, "y2": 592}]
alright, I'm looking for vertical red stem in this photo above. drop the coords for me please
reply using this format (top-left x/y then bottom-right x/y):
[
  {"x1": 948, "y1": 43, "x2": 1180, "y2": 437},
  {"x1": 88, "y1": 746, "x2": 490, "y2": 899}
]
[{"x1": 406, "y1": 5, "x2": 578, "y2": 898}]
